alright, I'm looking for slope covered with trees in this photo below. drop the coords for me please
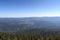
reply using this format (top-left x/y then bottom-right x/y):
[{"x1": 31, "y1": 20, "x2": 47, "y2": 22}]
[{"x1": 0, "y1": 17, "x2": 60, "y2": 40}]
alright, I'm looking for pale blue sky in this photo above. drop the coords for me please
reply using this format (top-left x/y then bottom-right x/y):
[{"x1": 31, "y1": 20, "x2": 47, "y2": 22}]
[{"x1": 0, "y1": 0, "x2": 60, "y2": 17}]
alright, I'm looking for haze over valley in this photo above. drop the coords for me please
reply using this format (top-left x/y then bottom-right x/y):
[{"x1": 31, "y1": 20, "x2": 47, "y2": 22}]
[{"x1": 0, "y1": 17, "x2": 60, "y2": 32}]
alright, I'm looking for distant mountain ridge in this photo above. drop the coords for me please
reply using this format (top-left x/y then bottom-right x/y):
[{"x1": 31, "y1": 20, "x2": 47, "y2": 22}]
[{"x1": 0, "y1": 17, "x2": 60, "y2": 32}]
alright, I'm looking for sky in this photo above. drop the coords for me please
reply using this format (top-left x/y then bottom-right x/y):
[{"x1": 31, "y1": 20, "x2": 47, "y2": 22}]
[{"x1": 0, "y1": 0, "x2": 60, "y2": 17}]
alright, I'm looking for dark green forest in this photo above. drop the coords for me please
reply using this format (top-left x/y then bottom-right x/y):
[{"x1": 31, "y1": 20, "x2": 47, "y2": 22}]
[{"x1": 0, "y1": 32, "x2": 60, "y2": 40}]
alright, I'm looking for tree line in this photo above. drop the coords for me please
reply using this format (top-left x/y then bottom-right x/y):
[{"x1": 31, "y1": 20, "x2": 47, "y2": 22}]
[{"x1": 0, "y1": 32, "x2": 60, "y2": 40}]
